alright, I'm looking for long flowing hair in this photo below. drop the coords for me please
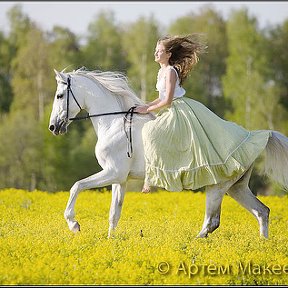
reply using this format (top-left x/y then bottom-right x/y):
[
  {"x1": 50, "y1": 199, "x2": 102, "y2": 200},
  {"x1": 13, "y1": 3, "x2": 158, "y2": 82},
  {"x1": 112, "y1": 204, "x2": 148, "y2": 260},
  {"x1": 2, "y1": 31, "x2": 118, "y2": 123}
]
[{"x1": 158, "y1": 34, "x2": 207, "y2": 85}]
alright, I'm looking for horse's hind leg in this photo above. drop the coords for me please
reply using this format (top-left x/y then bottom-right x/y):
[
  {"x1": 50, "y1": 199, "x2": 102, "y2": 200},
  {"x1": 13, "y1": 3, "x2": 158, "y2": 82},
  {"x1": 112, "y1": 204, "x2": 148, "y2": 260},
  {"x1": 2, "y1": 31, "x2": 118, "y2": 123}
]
[
  {"x1": 108, "y1": 183, "x2": 126, "y2": 238},
  {"x1": 197, "y1": 180, "x2": 234, "y2": 238},
  {"x1": 227, "y1": 167, "x2": 270, "y2": 238}
]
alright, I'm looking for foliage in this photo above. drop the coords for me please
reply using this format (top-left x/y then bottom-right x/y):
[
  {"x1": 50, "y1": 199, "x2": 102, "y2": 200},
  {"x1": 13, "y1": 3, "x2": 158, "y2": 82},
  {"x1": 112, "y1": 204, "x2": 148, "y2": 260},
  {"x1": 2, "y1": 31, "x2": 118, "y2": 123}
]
[
  {"x1": 222, "y1": 8, "x2": 279, "y2": 131},
  {"x1": 0, "y1": 31, "x2": 13, "y2": 113},
  {"x1": 81, "y1": 10, "x2": 127, "y2": 71},
  {"x1": 47, "y1": 25, "x2": 81, "y2": 72},
  {"x1": 0, "y1": 189, "x2": 288, "y2": 285},
  {"x1": 264, "y1": 20, "x2": 288, "y2": 134},
  {"x1": 10, "y1": 25, "x2": 50, "y2": 120},
  {"x1": 0, "y1": 114, "x2": 42, "y2": 190},
  {"x1": 122, "y1": 15, "x2": 160, "y2": 102}
]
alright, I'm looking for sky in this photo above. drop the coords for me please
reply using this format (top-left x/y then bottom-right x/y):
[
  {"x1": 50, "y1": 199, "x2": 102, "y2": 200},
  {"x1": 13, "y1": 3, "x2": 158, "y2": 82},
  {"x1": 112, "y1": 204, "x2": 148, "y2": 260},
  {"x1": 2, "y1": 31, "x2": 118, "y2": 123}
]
[{"x1": 0, "y1": 1, "x2": 288, "y2": 37}]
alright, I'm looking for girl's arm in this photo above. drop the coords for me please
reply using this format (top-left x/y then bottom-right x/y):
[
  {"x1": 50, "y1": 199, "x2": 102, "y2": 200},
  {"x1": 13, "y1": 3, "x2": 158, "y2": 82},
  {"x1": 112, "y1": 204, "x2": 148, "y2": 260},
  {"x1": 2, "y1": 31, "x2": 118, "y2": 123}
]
[
  {"x1": 135, "y1": 98, "x2": 161, "y2": 114},
  {"x1": 147, "y1": 98, "x2": 162, "y2": 106}
]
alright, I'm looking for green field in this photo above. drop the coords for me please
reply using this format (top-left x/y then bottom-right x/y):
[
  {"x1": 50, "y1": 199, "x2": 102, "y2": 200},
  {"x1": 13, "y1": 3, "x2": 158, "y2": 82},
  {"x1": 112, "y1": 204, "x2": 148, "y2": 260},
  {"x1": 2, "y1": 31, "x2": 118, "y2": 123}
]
[{"x1": 0, "y1": 188, "x2": 288, "y2": 285}]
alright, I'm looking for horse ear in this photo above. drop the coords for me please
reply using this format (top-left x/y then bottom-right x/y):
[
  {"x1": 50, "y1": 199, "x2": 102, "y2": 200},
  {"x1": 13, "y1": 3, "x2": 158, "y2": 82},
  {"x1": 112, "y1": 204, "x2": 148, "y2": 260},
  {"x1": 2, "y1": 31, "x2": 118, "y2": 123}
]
[
  {"x1": 54, "y1": 69, "x2": 67, "y2": 82},
  {"x1": 54, "y1": 69, "x2": 61, "y2": 80}
]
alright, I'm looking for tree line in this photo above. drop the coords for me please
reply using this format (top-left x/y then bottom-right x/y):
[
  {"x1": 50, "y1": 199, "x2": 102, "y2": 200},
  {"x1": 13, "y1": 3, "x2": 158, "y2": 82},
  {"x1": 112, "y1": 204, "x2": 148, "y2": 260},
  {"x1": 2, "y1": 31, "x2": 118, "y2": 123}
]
[{"x1": 0, "y1": 4, "x2": 287, "y2": 194}]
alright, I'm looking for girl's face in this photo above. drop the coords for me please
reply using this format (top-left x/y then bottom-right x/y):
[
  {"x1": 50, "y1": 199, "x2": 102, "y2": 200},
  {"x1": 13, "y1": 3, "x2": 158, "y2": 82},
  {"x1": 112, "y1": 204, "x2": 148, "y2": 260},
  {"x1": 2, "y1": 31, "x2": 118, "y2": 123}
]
[{"x1": 154, "y1": 42, "x2": 171, "y2": 65}]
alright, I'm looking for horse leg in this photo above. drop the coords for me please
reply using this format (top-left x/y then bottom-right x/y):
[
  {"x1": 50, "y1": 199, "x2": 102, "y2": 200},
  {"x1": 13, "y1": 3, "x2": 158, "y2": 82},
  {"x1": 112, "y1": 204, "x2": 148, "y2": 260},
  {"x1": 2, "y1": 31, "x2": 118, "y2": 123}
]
[
  {"x1": 64, "y1": 169, "x2": 128, "y2": 233},
  {"x1": 227, "y1": 167, "x2": 270, "y2": 238},
  {"x1": 196, "y1": 184, "x2": 227, "y2": 238},
  {"x1": 108, "y1": 183, "x2": 126, "y2": 238},
  {"x1": 197, "y1": 173, "x2": 245, "y2": 238}
]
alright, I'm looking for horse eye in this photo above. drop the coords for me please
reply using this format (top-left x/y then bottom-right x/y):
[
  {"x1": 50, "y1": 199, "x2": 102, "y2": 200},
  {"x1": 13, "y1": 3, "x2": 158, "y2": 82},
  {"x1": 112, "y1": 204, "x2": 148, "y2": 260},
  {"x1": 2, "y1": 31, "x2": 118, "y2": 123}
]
[{"x1": 57, "y1": 93, "x2": 64, "y2": 99}]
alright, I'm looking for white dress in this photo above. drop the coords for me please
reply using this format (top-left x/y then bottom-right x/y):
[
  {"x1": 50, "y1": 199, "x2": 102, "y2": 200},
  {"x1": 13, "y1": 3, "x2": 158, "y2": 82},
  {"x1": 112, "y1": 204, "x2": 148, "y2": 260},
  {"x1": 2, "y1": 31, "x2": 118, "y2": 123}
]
[
  {"x1": 156, "y1": 66, "x2": 185, "y2": 100},
  {"x1": 141, "y1": 66, "x2": 271, "y2": 191}
]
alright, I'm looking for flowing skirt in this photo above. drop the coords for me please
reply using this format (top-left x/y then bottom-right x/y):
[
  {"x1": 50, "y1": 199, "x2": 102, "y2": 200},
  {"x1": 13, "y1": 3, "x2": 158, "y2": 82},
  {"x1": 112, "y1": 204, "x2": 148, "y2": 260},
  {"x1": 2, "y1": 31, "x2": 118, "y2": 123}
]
[{"x1": 142, "y1": 97, "x2": 271, "y2": 191}]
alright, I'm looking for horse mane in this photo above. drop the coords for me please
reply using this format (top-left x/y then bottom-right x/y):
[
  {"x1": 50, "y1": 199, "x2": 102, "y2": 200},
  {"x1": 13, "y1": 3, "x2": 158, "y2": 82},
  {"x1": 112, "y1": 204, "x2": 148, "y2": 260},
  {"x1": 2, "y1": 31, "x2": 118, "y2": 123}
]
[{"x1": 70, "y1": 67, "x2": 144, "y2": 106}]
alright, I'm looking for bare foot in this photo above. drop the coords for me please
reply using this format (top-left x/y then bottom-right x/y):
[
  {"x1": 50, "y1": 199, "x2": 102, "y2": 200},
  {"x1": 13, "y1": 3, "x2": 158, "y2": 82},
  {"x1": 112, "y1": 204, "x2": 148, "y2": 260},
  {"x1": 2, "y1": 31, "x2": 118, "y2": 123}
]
[{"x1": 141, "y1": 183, "x2": 151, "y2": 193}]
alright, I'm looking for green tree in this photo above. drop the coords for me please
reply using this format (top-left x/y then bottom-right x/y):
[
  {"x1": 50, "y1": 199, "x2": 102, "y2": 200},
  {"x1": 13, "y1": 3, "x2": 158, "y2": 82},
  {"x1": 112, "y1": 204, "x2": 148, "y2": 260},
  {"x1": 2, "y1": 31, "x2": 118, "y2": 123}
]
[
  {"x1": 266, "y1": 20, "x2": 288, "y2": 100},
  {"x1": 10, "y1": 25, "x2": 50, "y2": 121},
  {"x1": 264, "y1": 20, "x2": 288, "y2": 133},
  {"x1": 81, "y1": 10, "x2": 126, "y2": 71},
  {"x1": 7, "y1": 4, "x2": 31, "y2": 53},
  {"x1": 0, "y1": 31, "x2": 13, "y2": 114},
  {"x1": 0, "y1": 5, "x2": 45, "y2": 190},
  {"x1": 122, "y1": 15, "x2": 160, "y2": 102},
  {"x1": 0, "y1": 4, "x2": 31, "y2": 116},
  {"x1": 222, "y1": 8, "x2": 280, "y2": 131},
  {"x1": 0, "y1": 113, "x2": 42, "y2": 190},
  {"x1": 47, "y1": 25, "x2": 81, "y2": 71}
]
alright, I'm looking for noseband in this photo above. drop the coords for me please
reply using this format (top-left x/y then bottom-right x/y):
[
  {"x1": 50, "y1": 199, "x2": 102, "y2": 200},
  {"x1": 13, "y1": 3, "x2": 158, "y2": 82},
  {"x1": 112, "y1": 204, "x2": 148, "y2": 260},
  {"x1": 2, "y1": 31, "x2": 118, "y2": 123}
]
[{"x1": 63, "y1": 75, "x2": 138, "y2": 158}]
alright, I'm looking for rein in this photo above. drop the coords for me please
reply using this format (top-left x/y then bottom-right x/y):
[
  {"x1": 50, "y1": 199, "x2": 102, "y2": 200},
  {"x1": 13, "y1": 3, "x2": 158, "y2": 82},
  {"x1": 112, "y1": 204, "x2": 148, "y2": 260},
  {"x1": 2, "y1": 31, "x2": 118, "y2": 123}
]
[{"x1": 65, "y1": 76, "x2": 138, "y2": 158}]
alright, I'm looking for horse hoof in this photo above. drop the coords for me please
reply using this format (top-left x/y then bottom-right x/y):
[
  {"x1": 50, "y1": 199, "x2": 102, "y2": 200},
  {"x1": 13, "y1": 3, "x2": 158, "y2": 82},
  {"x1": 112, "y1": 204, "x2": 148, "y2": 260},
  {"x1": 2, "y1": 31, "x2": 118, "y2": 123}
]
[
  {"x1": 108, "y1": 228, "x2": 116, "y2": 239},
  {"x1": 196, "y1": 232, "x2": 208, "y2": 238},
  {"x1": 70, "y1": 222, "x2": 81, "y2": 233}
]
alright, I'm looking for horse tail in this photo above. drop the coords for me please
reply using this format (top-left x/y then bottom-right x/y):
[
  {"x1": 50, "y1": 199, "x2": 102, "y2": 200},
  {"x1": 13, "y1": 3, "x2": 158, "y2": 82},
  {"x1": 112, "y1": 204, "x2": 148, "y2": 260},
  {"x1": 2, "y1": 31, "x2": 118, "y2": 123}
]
[{"x1": 264, "y1": 130, "x2": 288, "y2": 190}]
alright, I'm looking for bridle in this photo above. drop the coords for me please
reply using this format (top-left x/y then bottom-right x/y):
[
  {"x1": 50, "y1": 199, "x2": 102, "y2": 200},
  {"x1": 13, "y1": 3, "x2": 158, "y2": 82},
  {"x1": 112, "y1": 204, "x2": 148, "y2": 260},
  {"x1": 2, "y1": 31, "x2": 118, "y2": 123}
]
[{"x1": 61, "y1": 75, "x2": 138, "y2": 158}]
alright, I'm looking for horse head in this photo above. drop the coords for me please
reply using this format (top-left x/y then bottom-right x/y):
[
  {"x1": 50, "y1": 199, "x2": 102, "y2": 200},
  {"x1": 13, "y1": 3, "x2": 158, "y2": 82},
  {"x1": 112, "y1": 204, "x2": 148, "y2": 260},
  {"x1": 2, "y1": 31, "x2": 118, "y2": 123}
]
[{"x1": 49, "y1": 69, "x2": 82, "y2": 136}]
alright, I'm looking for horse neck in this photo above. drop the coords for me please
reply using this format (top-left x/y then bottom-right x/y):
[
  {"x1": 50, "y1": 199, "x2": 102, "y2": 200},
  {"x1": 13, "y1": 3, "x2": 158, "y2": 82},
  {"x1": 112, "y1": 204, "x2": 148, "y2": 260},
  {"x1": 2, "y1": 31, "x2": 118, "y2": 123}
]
[{"x1": 72, "y1": 75, "x2": 127, "y2": 135}]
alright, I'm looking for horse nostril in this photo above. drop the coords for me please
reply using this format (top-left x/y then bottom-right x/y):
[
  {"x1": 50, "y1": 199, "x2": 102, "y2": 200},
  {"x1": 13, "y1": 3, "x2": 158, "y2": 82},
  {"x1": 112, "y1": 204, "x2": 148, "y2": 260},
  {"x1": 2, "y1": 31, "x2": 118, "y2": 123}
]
[{"x1": 49, "y1": 125, "x2": 55, "y2": 131}]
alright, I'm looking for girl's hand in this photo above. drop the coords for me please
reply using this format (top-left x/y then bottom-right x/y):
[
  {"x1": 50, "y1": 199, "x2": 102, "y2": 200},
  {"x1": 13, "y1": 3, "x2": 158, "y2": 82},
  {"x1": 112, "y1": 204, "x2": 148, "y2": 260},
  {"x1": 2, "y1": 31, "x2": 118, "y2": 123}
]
[{"x1": 135, "y1": 105, "x2": 149, "y2": 114}]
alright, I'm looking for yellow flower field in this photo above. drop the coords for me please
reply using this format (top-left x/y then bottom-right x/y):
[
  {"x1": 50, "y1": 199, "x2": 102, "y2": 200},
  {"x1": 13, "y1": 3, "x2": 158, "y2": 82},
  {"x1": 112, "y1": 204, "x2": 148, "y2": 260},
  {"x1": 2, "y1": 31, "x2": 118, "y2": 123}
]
[{"x1": 0, "y1": 188, "x2": 288, "y2": 285}]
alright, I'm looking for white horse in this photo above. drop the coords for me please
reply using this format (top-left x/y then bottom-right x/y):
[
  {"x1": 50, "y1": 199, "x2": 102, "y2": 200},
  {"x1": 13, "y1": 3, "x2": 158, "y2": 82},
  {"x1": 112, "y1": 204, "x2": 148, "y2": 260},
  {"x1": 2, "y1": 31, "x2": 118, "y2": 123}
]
[{"x1": 49, "y1": 68, "x2": 288, "y2": 239}]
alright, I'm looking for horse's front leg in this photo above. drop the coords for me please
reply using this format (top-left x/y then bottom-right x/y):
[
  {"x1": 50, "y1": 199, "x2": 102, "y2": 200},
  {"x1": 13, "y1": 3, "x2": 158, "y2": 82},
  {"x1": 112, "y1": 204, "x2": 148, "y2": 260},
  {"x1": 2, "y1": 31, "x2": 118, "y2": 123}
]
[
  {"x1": 108, "y1": 183, "x2": 126, "y2": 239},
  {"x1": 64, "y1": 169, "x2": 127, "y2": 233}
]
